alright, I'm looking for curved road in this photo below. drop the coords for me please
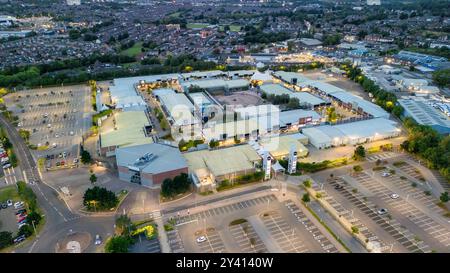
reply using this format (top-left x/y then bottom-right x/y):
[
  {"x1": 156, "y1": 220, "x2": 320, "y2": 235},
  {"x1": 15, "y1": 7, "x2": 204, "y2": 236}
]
[{"x1": 0, "y1": 115, "x2": 114, "y2": 253}]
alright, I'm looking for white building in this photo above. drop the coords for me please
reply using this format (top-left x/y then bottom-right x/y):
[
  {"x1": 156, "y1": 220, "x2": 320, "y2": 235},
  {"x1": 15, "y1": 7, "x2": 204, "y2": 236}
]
[{"x1": 302, "y1": 118, "x2": 400, "y2": 149}]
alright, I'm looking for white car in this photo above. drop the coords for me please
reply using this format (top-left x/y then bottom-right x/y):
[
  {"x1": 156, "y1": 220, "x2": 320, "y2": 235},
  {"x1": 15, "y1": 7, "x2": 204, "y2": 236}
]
[
  {"x1": 6, "y1": 200, "x2": 13, "y2": 207},
  {"x1": 381, "y1": 172, "x2": 391, "y2": 177},
  {"x1": 69, "y1": 131, "x2": 74, "y2": 136},
  {"x1": 390, "y1": 193, "x2": 399, "y2": 199},
  {"x1": 377, "y1": 208, "x2": 388, "y2": 215},
  {"x1": 18, "y1": 222, "x2": 27, "y2": 229},
  {"x1": 94, "y1": 234, "x2": 102, "y2": 245},
  {"x1": 196, "y1": 236, "x2": 207, "y2": 243},
  {"x1": 14, "y1": 201, "x2": 24, "y2": 209},
  {"x1": 2, "y1": 164, "x2": 11, "y2": 169}
]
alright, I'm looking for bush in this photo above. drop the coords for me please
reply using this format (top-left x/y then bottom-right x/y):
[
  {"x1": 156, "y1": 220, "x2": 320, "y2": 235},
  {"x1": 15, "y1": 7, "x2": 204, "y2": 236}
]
[
  {"x1": 105, "y1": 235, "x2": 132, "y2": 253},
  {"x1": 0, "y1": 231, "x2": 13, "y2": 249},
  {"x1": 229, "y1": 218, "x2": 248, "y2": 226},
  {"x1": 353, "y1": 165, "x2": 363, "y2": 172},
  {"x1": 18, "y1": 224, "x2": 33, "y2": 238},
  {"x1": 83, "y1": 186, "x2": 119, "y2": 211},
  {"x1": 303, "y1": 179, "x2": 312, "y2": 188},
  {"x1": 302, "y1": 193, "x2": 310, "y2": 203},
  {"x1": 161, "y1": 173, "x2": 191, "y2": 198}
]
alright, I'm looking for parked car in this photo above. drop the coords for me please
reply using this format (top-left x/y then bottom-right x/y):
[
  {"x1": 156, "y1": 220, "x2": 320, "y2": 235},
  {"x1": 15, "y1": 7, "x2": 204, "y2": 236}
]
[
  {"x1": 377, "y1": 208, "x2": 388, "y2": 215},
  {"x1": 1, "y1": 203, "x2": 7, "y2": 209},
  {"x1": 13, "y1": 235, "x2": 26, "y2": 244},
  {"x1": 390, "y1": 193, "x2": 399, "y2": 199},
  {"x1": 18, "y1": 222, "x2": 27, "y2": 229},
  {"x1": 14, "y1": 201, "x2": 24, "y2": 209},
  {"x1": 3, "y1": 163, "x2": 11, "y2": 169},
  {"x1": 196, "y1": 236, "x2": 207, "y2": 243},
  {"x1": 16, "y1": 209, "x2": 26, "y2": 215},
  {"x1": 381, "y1": 172, "x2": 391, "y2": 177},
  {"x1": 6, "y1": 200, "x2": 12, "y2": 207}
]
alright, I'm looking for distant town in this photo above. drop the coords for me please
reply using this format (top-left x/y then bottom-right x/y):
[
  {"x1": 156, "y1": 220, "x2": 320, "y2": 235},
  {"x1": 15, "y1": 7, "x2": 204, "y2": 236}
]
[{"x1": 0, "y1": 0, "x2": 449, "y2": 257}]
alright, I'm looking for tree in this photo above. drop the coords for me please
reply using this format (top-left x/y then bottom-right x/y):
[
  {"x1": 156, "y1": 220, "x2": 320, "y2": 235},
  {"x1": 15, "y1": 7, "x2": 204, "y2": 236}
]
[
  {"x1": 83, "y1": 186, "x2": 119, "y2": 211},
  {"x1": 353, "y1": 145, "x2": 366, "y2": 161},
  {"x1": 0, "y1": 231, "x2": 13, "y2": 249},
  {"x1": 303, "y1": 179, "x2": 312, "y2": 188},
  {"x1": 209, "y1": 139, "x2": 219, "y2": 148},
  {"x1": 18, "y1": 224, "x2": 33, "y2": 237},
  {"x1": 115, "y1": 214, "x2": 133, "y2": 236},
  {"x1": 440, "y1": 192, "x2": 449, "y2": 203},
  {"x1": 90, "y1": 173, "x2": 97, "y2": 184},
  {"x1": 302, "y1": 193, "x2": 310, "y2": 203},
  {"x1": 161, "y1": 173, "x2": 191, "y2": 198},
  {"x1": 80, "y1": 150, "x2": 92, "y2": 164},
  {"x1": 432, "y1": 69, "x2": 450, "y2": 88},
  {"x1": 105, "y1": 236, "x2": 132, "y2": 253},
  {"x1": 351, "y1": 226, "x2": 359, "y2": 234},
  {"x1": 353, "y1": 165, "x2": 363, "y2": 172},
  {"x1": 27, "y1": 211, "x2": 42, "y2": 226}
]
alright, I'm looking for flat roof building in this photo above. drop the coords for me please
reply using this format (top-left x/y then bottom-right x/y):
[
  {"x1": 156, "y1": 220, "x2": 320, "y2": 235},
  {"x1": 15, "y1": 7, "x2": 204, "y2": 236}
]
[
  {"x1": 398, "y1": 97, "x2": 450, "y2": 135},
  {"x1": 183, "y1": 144, "x2": 261, "y2": 184},
  {"x1": 116, "y1": 143, "x2": 188, "y2": 188},
  {"x1": 259, "y1": 83, "x2": 328, "y2": 108},
  {"x1": 100, "y1": 111, "x2": 153, "y2": 157},
  {"x1": 302, "y1": 118, "x2": 400, "y2": 149}
]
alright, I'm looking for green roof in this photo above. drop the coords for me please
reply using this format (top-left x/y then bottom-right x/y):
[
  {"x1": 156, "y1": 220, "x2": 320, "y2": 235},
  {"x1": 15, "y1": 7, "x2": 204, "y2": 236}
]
[{"x1": 101, "y1": 111, "x2": 153, "y2": 148}]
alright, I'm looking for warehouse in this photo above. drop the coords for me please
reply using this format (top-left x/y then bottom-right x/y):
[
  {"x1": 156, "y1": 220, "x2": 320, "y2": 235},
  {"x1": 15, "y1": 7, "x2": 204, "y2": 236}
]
[
  {"x1": 279, "y1": 109, "x2": 323, "y2": 130},
  {"x1": 398, "y1": 97, "x2": 450, "y2": 135},
  {"x1": 330, "y1": 91, "x2": 390, "y2": 118},
  {"x1": 181, "y1": 79, "x2": 250, "y2": 94},
  {"x1": 259, "y1": 83, "x2": 327, "y2": 108},
  {"x1": 99, "y1": 111, "x2": 153, "y2": 157},
  {"x1": 183, "y1": 144, "x2": 262, "y2": 186},
  {"x1": 181, "y1": 70, "x2": 226, "y2": 81},
  {"x1": 111, "y1": 74, "x2": 179, "y2": 111},
  {"x1": 304, "y1": 81, "x2": 389, "y2": 118},
  {"x1": 202, "y1": 119, "x2": 260, "y2": 142},
  {"x1": 188, "y1": 92, "x2": 220, "y2": 120},
  {"x1": 272, "y1": 71, "x2": 311, "y2": 85},
  {"x1": 116, "y1": 143, "x2": 188, "y2": 188},
  {"x1": 302, "y1": 118, "x2": 401, "y2": 149},
  {"x1": 155, "y1": 90, "x2": 201, "y2": 130},
  {"x1": 258, "y1": 133, "x2": 309, "y2": 159}
]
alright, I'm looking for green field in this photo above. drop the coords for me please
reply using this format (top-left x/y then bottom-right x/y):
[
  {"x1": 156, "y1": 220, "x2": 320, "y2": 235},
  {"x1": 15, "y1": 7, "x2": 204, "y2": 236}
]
[
  {"x1": 219, "y1": 25, "x2": 242, "y2": 32},
  {"x1": 168, "y1": 11, "x2": 181, "y2": 18},
  {"x1": 120, "y1": 42, "x2": 143, "y2": 58},
  {"x1": 186, "y1": 23, "x2": 210, "y2": 29},
  {"x1": 0, "y1": 185, "x2": 20, "y2": 203}
]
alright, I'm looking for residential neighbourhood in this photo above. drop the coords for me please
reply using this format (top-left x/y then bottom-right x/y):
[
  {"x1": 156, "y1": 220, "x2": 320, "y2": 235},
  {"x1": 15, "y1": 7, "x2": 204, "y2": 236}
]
[{"x1": 0, "y1": 0, "x2": 449, "y2": 261}]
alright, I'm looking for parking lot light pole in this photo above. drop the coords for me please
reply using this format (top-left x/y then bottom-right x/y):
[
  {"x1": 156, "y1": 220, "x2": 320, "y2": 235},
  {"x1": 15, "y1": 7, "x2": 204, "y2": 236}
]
[{"x1": 31, "y1": 220, "x2": 38, "y2": 237}]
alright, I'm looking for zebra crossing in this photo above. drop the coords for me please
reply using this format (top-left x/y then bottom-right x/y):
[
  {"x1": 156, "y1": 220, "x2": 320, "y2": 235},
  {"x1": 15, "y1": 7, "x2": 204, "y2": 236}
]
[
  {"x1": 366, "y1": 152, "x2": 398, "y2": 162},
  {"x1": 174, "y1": 195, "x2": 277, "y2": 226}
]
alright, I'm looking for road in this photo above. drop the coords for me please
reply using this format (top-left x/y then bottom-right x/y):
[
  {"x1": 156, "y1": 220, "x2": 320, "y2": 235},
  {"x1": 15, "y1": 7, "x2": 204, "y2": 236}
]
[{"x1": 0, "y1": 115, "x2": 114, "y2": 253}]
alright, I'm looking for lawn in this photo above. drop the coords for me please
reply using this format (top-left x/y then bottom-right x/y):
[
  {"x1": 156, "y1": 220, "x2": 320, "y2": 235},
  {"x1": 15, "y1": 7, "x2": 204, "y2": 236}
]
[
  {"x1": 186, "y1": 23, "x2": 210, "y2": 29},
  {"x1": 120, "y1": 42, "x2": 143, "y2": 58},
  {"x1": 0, "y1": 185, "x2": 20, "y2": 203},
  {"x1": 219, "y1": 25, "x2": 242, "y2": 32}
]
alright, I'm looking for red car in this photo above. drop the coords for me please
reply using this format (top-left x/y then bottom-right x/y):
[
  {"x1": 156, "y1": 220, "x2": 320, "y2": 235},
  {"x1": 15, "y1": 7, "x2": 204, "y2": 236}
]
[{"x1": 17, "y1": 215, "x2": 27, "y2": 223}]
